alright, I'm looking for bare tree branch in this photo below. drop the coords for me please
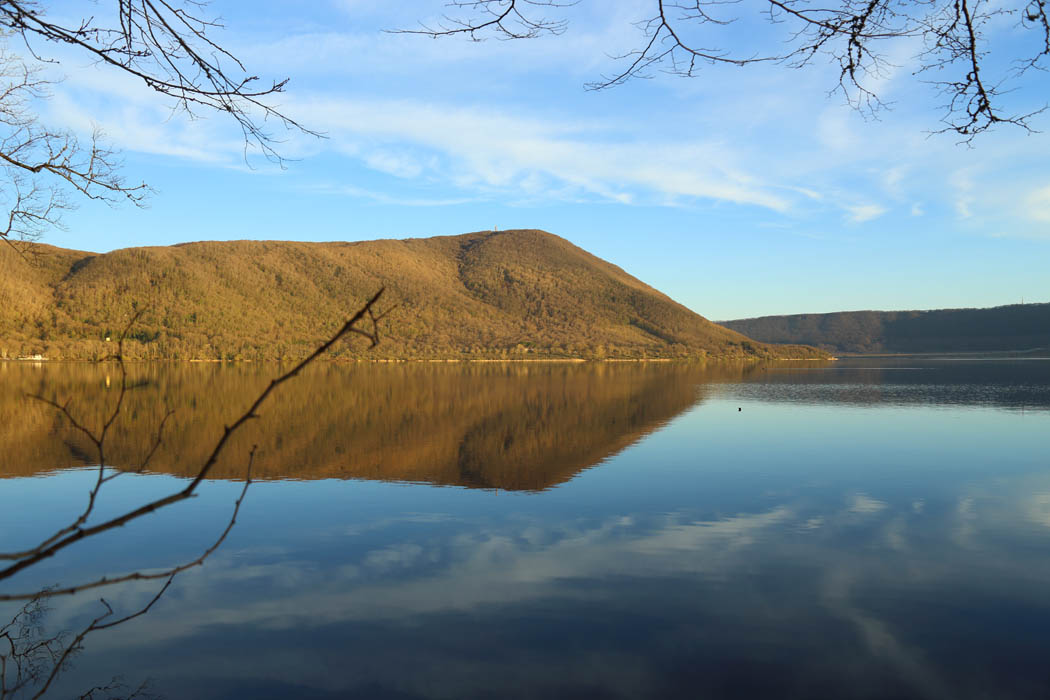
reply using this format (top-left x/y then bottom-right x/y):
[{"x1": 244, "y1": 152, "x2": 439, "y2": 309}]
[
  {"x1": 0, "y1": 594, "x2": 67, "y2": 698},
  {"x1": 1, "y1": 577, "x2": 173, "y2": 700},
  {"x1": 0, "y1": 288, "x2": 394, "y2": 697},
  {"x1": 401, "y1": 0, "x2": 1050, "y2": 137},
  {"x1": 0, "y1": 2, "x2": 324, "y2": 252},
  {"x1": 0, "y1": 287, "x2": 392, "y2": 598},
  {"x1": 0, "y1": 0, "x2": 320, "y2": 163},
  {"x1": 391, "y1": 0, "x2": 576, "y2": 40},
  {"x1": 0, "y1": 47, "x2": 148, "y2": 250},
  {"x1": 0, "y1": 310, "x2": 147, "y2": 564}
]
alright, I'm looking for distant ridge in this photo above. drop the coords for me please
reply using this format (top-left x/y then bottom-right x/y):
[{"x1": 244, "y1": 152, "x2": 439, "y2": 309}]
[
  {"x1": 0, "y1": 229, "x2": 824, "y2": 361},
  {"x1": 720, "y1": 303, "x2": 1050, "y2": 354}
]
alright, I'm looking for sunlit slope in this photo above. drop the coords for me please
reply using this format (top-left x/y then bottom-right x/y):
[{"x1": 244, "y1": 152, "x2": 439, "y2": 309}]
[
  {"x1": 0, "y1": 243, "x2": 90, "y2": 353},
  {"x1": 2, "y1": 229, "x2": 824, "y2": 359},
  {"x1": 454, "y1": 230, "x2": 761, "y2": 354}
]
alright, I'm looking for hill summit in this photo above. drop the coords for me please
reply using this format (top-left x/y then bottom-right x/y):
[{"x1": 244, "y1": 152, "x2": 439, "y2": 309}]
[{"x1": 0, "y1": 229, "x2": 823, "y2": 360}]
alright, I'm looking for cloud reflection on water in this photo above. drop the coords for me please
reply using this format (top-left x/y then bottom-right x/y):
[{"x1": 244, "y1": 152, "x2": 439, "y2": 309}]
[{"x1": 48, "y1": 465, "x2": 1050, "y2": 699}]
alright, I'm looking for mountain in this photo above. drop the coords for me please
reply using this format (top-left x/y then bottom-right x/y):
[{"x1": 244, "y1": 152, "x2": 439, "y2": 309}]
[
  {"x1": 720, "y1": 303, "x2": 1050, "y2": 354},
  {"x1": 0, "y1": 229, "x2": 824, "y2": 360}
]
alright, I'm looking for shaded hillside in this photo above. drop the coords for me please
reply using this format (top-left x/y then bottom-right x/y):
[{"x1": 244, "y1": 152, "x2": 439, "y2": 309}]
[
  {"x1": 0, "y1": 361, "x2": 765, "y2": 489},
  {"x1": 0, "y1": 230, "x2": 823, "y2": 360},
  {"x1": 720, "y1": 303, "x2": 1050, "y2": 354}
]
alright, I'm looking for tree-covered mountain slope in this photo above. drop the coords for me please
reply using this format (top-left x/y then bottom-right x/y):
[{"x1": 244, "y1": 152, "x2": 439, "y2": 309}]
[{"x1": 1, "y1": 229, "x2": 824, "y2": 360}]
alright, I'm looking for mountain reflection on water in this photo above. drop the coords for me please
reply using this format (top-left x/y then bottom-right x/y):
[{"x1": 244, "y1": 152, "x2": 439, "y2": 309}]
[
  {"x1": 725, "y1": 356, "x2": 1050, "y2": 410},
  {"x1": 2, "y1": 359, "x2": 1050, "y2": 699},
  {"x1": 0, "y1": 361, "x2": 755, "y2": 487},
  {"x1": 4, "y1": 357, "x2": 1048, "y2": 485}
]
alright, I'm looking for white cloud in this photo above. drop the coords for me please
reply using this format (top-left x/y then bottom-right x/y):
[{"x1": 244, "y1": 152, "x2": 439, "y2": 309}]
[
  {"x1": 314, "y1": 183, "x2": 478, "y2": 207},
  {"x1": 363, "y1": 150, "x2": 426, "y2": 178},
  {"x1": 1026, "y1": 185, "x2": 1050, "y2": 222},
  {"x1": 951, "y1": 169, "x2": 976, "y2": 219},
  {"x1": 42, "y1": 61, "x2": 266, "y2": 167},
  {"x1": 817, "y1": 108, "x2": 857, "y2": 151},
  {"x1": 884, "y1": 166, "x2": 908, "y2": 197},
  {"x1": 32, "y1": 14, "x2": 1050, "y2": 241},
  {"x1": 46, "y1": 91, "x2": 235, "y2": 165},
  {"x1": 237, "y1": 11, "x2": 628, "y2": 82},
  {"x1": 289, "y1": 95, "x2": 795, "y2": 210},
  {"x1": 845, "y1": 204, "x2": 888, "y2": 223}
]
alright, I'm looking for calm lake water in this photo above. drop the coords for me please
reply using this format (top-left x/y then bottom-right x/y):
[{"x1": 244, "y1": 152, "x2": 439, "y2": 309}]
[{"x1": 2, "y1": 358, "x2": 1049, "y2": 699}]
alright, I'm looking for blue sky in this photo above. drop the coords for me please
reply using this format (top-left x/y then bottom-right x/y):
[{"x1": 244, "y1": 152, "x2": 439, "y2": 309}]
[{"x1": 28, "y1": 1, "x2": 1050, "y2": 320}]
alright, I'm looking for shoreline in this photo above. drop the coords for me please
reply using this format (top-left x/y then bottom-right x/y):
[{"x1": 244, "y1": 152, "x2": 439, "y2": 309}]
[{"x1": 0, "y1": 355, "x2": 833, "y2": 365}]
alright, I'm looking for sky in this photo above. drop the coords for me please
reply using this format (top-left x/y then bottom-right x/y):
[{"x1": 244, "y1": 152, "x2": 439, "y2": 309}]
[{"x1": 20, "y1": 0, "x2": 1050, "y2": 320}]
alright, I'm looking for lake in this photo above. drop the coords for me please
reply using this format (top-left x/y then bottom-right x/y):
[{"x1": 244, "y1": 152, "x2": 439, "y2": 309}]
[{"x1": 2, "y1": 358, "x2": 1049, "y2": 699}]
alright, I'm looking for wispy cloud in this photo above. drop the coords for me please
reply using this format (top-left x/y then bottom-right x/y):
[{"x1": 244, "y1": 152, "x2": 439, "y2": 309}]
[
  {"x1": 951, "y1": 169, "x2": 976, "y2": 220},
  {"x1": 34, "y1": 13, "x2": 1050, "y2": 246},
  {"x1": 314, "y1": 183, "x2": 479, "y2": 207},
  {"x1": 289, "y1": 95, "x2": 797, "y2": 211},
  {"x1": 884, "y1": 166, "x2": 908, "y2": 198},
  {"x1": 845, "y1": 204, "x2": 888, "y2": 223},
  {"x1": 1026, "y1": 184, "x2": 1050, "y2": 223},
  {"x1": 363, "y1": 150, "x2": 427, "y2": 179},
  {"x1": 43, "y1": 63, "x2": 266, "y2": 167}
]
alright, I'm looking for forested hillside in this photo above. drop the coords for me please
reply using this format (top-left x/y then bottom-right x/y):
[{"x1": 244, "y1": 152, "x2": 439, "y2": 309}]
[
  {"x1": 721, "y1": 303, "x2": 1050, "y2": 354},
  {"x1": 0, "y1": 229, "x2": 824, "y2": 360}
]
